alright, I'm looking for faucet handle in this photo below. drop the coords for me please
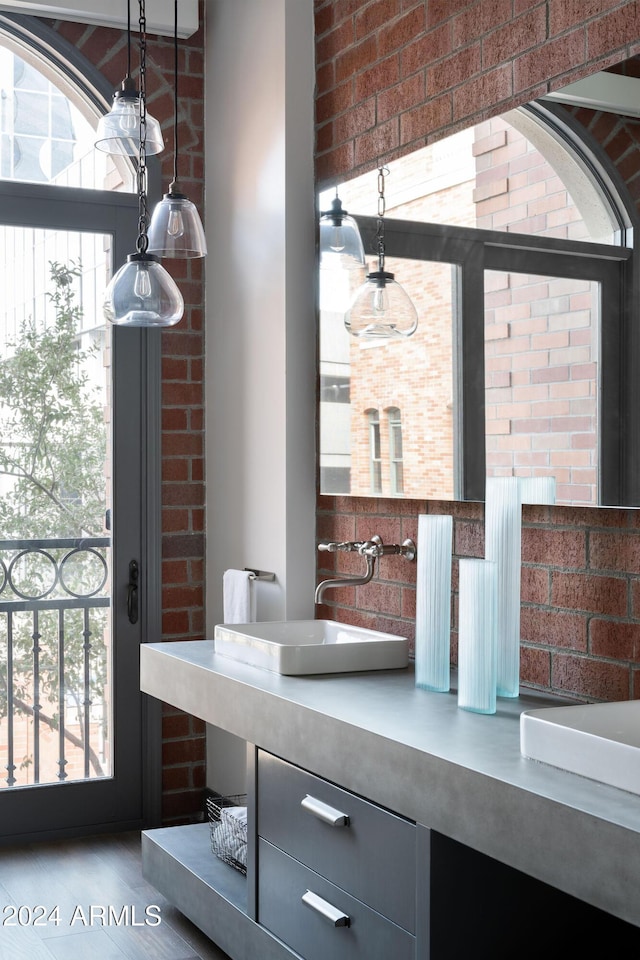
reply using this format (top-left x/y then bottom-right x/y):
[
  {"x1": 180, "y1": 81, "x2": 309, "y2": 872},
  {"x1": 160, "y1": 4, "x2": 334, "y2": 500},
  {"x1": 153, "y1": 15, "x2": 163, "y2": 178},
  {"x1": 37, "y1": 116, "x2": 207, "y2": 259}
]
[
  {"x1": 357, "y1": 536, "x2": 383, "y2": 557},
  {"x1": 319, "y1": 537, "x2": 416, "y2": 561},
  {"x1": 358, "y1": 535, "x2": 416, "y2": 561},
  {"x1": 318, "y1": 540, "x2": 363, "y2": 553}
]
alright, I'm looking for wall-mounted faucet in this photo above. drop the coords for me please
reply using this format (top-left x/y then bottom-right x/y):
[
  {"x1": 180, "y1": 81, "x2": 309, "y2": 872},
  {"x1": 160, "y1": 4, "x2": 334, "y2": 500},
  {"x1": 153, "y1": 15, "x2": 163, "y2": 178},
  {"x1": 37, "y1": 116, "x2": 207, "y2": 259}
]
[{"x1": 314, "y1": 534, "x2": 416, "y2": 604}]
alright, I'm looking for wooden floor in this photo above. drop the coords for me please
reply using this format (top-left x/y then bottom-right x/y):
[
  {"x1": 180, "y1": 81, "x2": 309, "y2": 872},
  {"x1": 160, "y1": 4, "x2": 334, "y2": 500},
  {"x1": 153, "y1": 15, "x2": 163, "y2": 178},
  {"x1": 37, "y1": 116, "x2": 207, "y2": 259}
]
[{"x1": 0, "y1": 832, "x2": 232, "y2": 960}]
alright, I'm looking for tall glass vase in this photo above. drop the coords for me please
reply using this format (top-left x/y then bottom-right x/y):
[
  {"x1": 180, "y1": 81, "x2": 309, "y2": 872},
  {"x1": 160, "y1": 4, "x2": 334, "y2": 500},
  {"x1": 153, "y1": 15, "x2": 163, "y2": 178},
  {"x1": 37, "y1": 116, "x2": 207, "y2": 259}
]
[
  {"x1": 415, "y1": 514, "x2": 453, "y2": 692},
  {"x1": 457, "y1": 559, "x2": 497, "y2": 714},
  {"x1": 519, "y1": 476, "x2": 556, "y2": 505},
  {"x1": 485, "y1": 477, "x2": 522, "y2": 698}
]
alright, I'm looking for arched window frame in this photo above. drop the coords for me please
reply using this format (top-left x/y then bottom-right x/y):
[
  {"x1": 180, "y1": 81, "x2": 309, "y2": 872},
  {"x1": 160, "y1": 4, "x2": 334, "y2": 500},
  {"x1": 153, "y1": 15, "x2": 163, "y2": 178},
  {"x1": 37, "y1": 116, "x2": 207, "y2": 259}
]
[{"x1": 352, "y1": 101, "x2": 640, "y2": 505}]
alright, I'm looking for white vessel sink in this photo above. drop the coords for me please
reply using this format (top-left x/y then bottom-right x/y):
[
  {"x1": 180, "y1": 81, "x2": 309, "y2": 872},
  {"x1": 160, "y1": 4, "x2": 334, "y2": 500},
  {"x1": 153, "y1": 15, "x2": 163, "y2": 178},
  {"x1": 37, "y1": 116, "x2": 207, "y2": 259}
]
[
  {"x1": 213, "y1": 619, "x2": 409, "y2": 675},
  {"x1": 520, "y1": 699, "x2": 640, "y2": 795}
]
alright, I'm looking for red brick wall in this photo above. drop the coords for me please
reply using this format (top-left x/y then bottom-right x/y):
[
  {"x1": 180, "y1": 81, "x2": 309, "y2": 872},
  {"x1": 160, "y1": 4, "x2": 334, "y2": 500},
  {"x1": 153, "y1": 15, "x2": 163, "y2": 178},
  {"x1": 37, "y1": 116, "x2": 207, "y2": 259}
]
[
  {"x1": 315, "y1": 0, "x2": 640, "y2": 184},
  {"x1": 317, "y1": 498, "x2": 640, "y2": 701},
  {"x1": 50, "y1": 11, "x2": 206, "y2": 823},
  {"x1": 315, "y1": 0, "x2": 640, "y2": 703}
]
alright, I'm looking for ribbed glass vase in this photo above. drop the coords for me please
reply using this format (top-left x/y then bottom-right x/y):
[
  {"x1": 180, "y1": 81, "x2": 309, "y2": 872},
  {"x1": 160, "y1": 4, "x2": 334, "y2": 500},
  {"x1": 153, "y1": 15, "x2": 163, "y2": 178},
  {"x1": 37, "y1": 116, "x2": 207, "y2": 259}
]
[
  {"x1": 457, "y1": 558, "x2": 497, "y2": 715},
  {"x1": 415, "y1": 514, "x2": 453, "y2": 692},
  {"x1": 485, "y1": 477, "x2": 522, "y2": 698},
  {"x1": 519, "y1": 476, "x2": 556, "y2": 505}
]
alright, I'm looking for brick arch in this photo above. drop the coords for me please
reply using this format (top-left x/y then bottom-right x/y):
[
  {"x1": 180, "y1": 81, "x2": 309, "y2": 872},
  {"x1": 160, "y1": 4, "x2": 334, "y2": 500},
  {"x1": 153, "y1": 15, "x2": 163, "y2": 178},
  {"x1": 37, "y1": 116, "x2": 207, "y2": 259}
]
[{"x1": 569, "y1": 105, "x2": 640, "y2": 213}]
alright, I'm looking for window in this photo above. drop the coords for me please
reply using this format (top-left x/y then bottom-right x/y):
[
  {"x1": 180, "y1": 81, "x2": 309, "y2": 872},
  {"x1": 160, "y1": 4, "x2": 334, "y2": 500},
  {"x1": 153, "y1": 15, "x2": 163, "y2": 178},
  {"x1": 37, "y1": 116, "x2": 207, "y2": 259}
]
[
  {"x1": 388, "y1": 407, "x2": 404, "y2": 495},
  {"x1": 0, "y1": 43, "x2": 134, "y2": 193},
  {"x1": 0, "y1": 16, "x2": 156, "y2": 838},
  {"x1": 320, "y1": 99, "x2": 638, "y2": 505},
  {"x1": 368, "y1": 409, "x2": 382, "y2": 495}
]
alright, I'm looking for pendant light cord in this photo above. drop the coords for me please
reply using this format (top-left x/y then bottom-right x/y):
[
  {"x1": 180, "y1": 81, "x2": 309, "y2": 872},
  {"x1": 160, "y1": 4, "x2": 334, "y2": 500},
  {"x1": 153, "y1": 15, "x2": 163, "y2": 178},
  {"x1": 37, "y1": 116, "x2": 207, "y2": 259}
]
[
  {"x1": 376, "y1": 167, "x2": 388, "y2": 272},
  {"x1": 171, "y1": 0, "x2": 179, "y2": 190},
  {"x1": 136, "y1": 0, "x2": 149, "y2": 253},
  {"x1": 126, "y1": 0, "x2": 131, "y2": 79}
]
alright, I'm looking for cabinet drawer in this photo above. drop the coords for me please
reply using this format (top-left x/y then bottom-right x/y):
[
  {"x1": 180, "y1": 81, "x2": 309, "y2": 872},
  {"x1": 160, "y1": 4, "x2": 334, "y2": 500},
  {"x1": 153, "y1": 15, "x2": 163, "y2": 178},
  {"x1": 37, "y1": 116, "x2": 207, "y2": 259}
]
[
  {"x1": 257, "y1": 751, "x2": 416, "y2": 932},
  {"x1": 258, "y1": 839, "x2": 415, "y2": 960}
]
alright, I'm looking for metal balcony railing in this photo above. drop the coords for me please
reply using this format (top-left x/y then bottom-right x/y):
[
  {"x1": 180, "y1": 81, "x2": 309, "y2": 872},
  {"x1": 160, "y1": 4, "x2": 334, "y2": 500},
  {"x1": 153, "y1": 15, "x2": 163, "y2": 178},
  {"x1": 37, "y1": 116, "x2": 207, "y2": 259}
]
[{"x1": 0, "y1": 537, "x2": 110, "y2": 787}]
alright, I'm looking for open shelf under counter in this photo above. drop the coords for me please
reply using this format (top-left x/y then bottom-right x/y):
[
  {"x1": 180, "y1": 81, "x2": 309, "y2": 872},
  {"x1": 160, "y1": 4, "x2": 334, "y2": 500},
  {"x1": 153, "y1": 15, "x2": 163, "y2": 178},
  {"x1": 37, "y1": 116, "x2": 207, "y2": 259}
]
[{"x1": 142, "y1": 823, "x2": 293, "y2": 960}]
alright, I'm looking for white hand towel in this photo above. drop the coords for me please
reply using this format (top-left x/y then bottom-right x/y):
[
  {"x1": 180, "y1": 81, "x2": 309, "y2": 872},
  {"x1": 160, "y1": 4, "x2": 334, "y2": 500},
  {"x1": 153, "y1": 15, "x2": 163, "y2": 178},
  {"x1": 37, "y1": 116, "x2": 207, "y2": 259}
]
[{"x1": 223, "y1": 569, "x2": 254, "y2": 623}]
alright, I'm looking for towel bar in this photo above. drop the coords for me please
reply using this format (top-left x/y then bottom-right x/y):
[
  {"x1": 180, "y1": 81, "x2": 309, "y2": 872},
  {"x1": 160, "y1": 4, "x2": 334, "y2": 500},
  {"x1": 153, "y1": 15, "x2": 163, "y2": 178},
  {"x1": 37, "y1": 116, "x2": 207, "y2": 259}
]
[{"x1": 244, "y1": 568, "x2": 275, "y2": 582}]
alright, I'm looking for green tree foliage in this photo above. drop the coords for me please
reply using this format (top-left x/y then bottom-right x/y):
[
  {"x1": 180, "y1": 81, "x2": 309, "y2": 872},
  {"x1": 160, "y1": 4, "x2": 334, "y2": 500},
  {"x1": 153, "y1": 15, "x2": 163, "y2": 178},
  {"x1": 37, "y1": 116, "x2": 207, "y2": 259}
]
[
  {"x1": 0, "y1": 262, "x2": 106, "y2": 539},
  {"x1": 0, "y1": 263, "x2": 108, "y2": 781}
]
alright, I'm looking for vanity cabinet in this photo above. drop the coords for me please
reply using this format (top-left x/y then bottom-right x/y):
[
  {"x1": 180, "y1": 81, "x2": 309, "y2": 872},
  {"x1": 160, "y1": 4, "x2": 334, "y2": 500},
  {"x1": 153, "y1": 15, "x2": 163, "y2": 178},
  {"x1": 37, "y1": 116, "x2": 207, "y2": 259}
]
[
  {"x1": 143, "y1": 745, "x2": 425, "y2": 960},
  {"x1": 256, "y1": 750, "x2": 419, "y2": 960},
  {"x1": 140, "y1": 641, "x2": 640, "y2": 960}
]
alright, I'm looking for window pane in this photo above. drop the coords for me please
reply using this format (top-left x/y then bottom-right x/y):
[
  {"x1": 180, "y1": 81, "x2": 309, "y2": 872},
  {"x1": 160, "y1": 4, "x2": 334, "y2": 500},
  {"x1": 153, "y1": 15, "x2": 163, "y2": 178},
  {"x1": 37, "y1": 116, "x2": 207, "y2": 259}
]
[
  {"x1": 371, "y1": 460, "x2": 382, "y2": 495},
  {"x1": 371, "y1": 416, "x2": 381, "y2": 460},
  {"x1": 0, "y1": 227, "x2": 113, "y2": 787},
  {"x1": 331, "y1": 115, "x2": 617, "y2": 245},
  {"x1": 320, "y1": 257, "x2": 457, "y2": 499},
  {"x1": 0, "y1": 46, "x2": 134, "y2": 192},
  {"x1": 485, "y1": 270, "x2": 599, "y2": 505},
  {"x1": 393, "y1": 461, "x2": 404, "y2": 494},
  {"x1": 390, "y1": 418, "x2": 403, "y2": 459}
]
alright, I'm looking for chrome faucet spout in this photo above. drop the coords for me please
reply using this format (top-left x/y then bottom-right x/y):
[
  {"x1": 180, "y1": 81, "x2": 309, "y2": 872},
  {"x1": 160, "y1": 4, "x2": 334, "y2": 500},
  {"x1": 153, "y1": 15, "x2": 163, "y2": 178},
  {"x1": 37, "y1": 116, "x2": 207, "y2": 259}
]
[
  {"x1": 314, "y1": 555, "x2": 376, "y2": 605},
  {"x1": 314, "y1": 534, "x2": 416, "y2": 605}
]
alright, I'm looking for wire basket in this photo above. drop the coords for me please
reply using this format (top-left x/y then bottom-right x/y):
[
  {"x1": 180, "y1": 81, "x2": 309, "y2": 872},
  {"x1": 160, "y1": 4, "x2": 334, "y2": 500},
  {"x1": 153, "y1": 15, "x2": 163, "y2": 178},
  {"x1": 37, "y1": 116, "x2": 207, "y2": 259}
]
[{"x1": 206, "y1": 793, "x2": 248, "y2": 876}]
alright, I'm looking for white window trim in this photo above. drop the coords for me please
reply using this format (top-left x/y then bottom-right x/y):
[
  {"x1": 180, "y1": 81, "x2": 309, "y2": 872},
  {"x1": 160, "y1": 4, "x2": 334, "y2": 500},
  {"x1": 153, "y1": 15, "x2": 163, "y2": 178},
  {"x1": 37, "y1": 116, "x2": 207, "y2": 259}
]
[{"x1": 0, "y1": 0, "x2": 198, "y2": 37}]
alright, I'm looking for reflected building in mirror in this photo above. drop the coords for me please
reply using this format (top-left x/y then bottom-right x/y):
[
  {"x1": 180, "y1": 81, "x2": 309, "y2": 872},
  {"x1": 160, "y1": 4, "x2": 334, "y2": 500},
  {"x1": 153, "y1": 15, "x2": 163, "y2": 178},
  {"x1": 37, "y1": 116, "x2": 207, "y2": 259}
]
[{"x1": 320, "y1": 102, "x2": 617, "y2": 505}]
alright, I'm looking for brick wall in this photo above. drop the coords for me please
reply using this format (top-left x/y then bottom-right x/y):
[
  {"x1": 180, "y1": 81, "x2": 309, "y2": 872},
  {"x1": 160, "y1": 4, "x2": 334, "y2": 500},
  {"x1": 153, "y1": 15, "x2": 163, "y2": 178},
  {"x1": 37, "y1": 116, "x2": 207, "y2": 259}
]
[
  {"x1": 315, "y1": 0, "x2": 640, "y2": 184},
  {"x1": 315, "y1": 0, "x2": 640, "y2": 703},
  {"x1": 317, "y1": 498, "x2": 640, "y2": 701},
  {"x1": 50, "y1": 11, "x2": 206, "y2": 823},
  {"x1": 476, "y1": 117, "x2": 599, "y2": 504}
]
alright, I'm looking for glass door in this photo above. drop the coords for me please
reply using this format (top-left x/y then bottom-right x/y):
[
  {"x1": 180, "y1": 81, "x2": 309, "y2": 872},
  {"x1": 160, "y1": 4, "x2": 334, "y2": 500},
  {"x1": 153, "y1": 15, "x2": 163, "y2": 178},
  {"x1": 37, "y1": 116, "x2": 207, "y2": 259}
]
[
  {"x1": 0, "y1": 27, "x2": 158, "y2": 841},
  {"x1": 0, "y1": 229, "x2": 114, "y2": 789},
  {"x1": 0, "y1": 192, "x2": 154, "y2": 840}
]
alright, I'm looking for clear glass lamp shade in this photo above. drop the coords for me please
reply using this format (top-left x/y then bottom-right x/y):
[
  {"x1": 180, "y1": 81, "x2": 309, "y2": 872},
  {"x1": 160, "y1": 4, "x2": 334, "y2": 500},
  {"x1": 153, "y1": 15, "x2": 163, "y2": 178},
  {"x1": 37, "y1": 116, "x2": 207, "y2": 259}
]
[
  {"x1": 147, "y1": 193, "x2": 207, "y2": 258},
  {"x1": 103, "y1": 254, "x2": 184, "y2": 327},
  {"x1": 319, "y1": 212, "x2": 366, "y2": 270},
  {"x1": 345, "y1": 270, "x2": 418, "y2": 339},
  {"x1": 94, "y1": 94, "x2": 165, "y2": 157}
]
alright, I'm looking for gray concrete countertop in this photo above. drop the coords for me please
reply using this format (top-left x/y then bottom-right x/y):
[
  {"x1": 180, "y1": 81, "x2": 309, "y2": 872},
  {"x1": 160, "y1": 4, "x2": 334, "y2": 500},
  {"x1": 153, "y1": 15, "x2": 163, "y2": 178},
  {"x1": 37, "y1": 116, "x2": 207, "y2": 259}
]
[{"x1": 141, "y1": 639, "x2": 640, "y2": 928}]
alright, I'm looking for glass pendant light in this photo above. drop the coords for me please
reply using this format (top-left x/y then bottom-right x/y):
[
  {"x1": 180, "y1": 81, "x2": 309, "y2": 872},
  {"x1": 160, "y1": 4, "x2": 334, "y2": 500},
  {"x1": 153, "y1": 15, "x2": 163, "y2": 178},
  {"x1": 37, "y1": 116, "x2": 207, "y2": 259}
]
[
  {"x1": 104, "y1": 253, "x2": 183, "y2": 326},
  {"x1": 147, "y1": 0, "x2": 206, "y2": 258},
  {"x1": 319, "y1": 190, "x2": 365, "y2": 270},
  {"x1": 345, "y1": 168, "x2": 418, "y2": 340},
  {"x1": 95, "y1": 0, "x2": 164, "y2": 157},
  {"x1": 104, "y1": 0, "x2": 183, "y2": 327}
]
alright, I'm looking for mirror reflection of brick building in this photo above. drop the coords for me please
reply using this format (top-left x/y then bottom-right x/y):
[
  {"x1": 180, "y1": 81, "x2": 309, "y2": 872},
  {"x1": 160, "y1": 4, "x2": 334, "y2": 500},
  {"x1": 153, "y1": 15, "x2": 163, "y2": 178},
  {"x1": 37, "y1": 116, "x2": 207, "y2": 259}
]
[
  {"x1": 320, "y1": 112, "x2": 607, "y2": 504},
  {"x1": 348, "y1": 259, "x2": 453, "y2": 499}
]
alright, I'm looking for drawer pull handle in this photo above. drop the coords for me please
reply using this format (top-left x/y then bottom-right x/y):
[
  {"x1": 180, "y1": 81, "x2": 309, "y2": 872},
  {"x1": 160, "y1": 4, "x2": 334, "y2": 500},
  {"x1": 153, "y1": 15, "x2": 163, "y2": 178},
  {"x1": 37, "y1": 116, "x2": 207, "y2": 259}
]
[
  {"x1": 302, "y1": 889, "x2": 350, "y2": 927},
  {"x1": 301, "y1": 794, "x2": 350, "y2": 827}
]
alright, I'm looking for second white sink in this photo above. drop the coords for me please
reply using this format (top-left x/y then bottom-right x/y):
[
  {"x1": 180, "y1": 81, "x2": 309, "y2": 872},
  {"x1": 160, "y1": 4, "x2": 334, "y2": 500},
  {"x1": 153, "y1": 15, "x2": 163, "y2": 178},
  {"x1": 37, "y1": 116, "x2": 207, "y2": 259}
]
[
  {"x1": 213, "y1": 619, "x2": 409, "y2": 675},
  {"x1": 520, "y1": 699, "x2": 640, "y2": 795}
]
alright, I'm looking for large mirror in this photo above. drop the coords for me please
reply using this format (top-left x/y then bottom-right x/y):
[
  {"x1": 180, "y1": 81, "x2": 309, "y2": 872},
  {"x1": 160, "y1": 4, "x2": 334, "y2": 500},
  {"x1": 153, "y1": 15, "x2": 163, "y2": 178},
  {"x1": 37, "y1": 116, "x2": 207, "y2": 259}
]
[{"x1": 319, "y1": 58, "x2": 640, "y2": 507}]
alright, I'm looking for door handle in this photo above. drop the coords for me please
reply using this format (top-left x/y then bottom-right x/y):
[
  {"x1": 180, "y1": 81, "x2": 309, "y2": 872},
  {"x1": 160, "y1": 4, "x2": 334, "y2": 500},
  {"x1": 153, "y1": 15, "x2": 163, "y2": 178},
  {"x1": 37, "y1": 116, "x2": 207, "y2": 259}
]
[
  {"x1": 301, "y1": 794, "x2": 350, "y2": 827},
  {"x1": 301, "y1": 890, "x2": 350, "y2": 927},
  {"x1": 127, "y1": 559, "x2": 139, "y2": 624}
]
